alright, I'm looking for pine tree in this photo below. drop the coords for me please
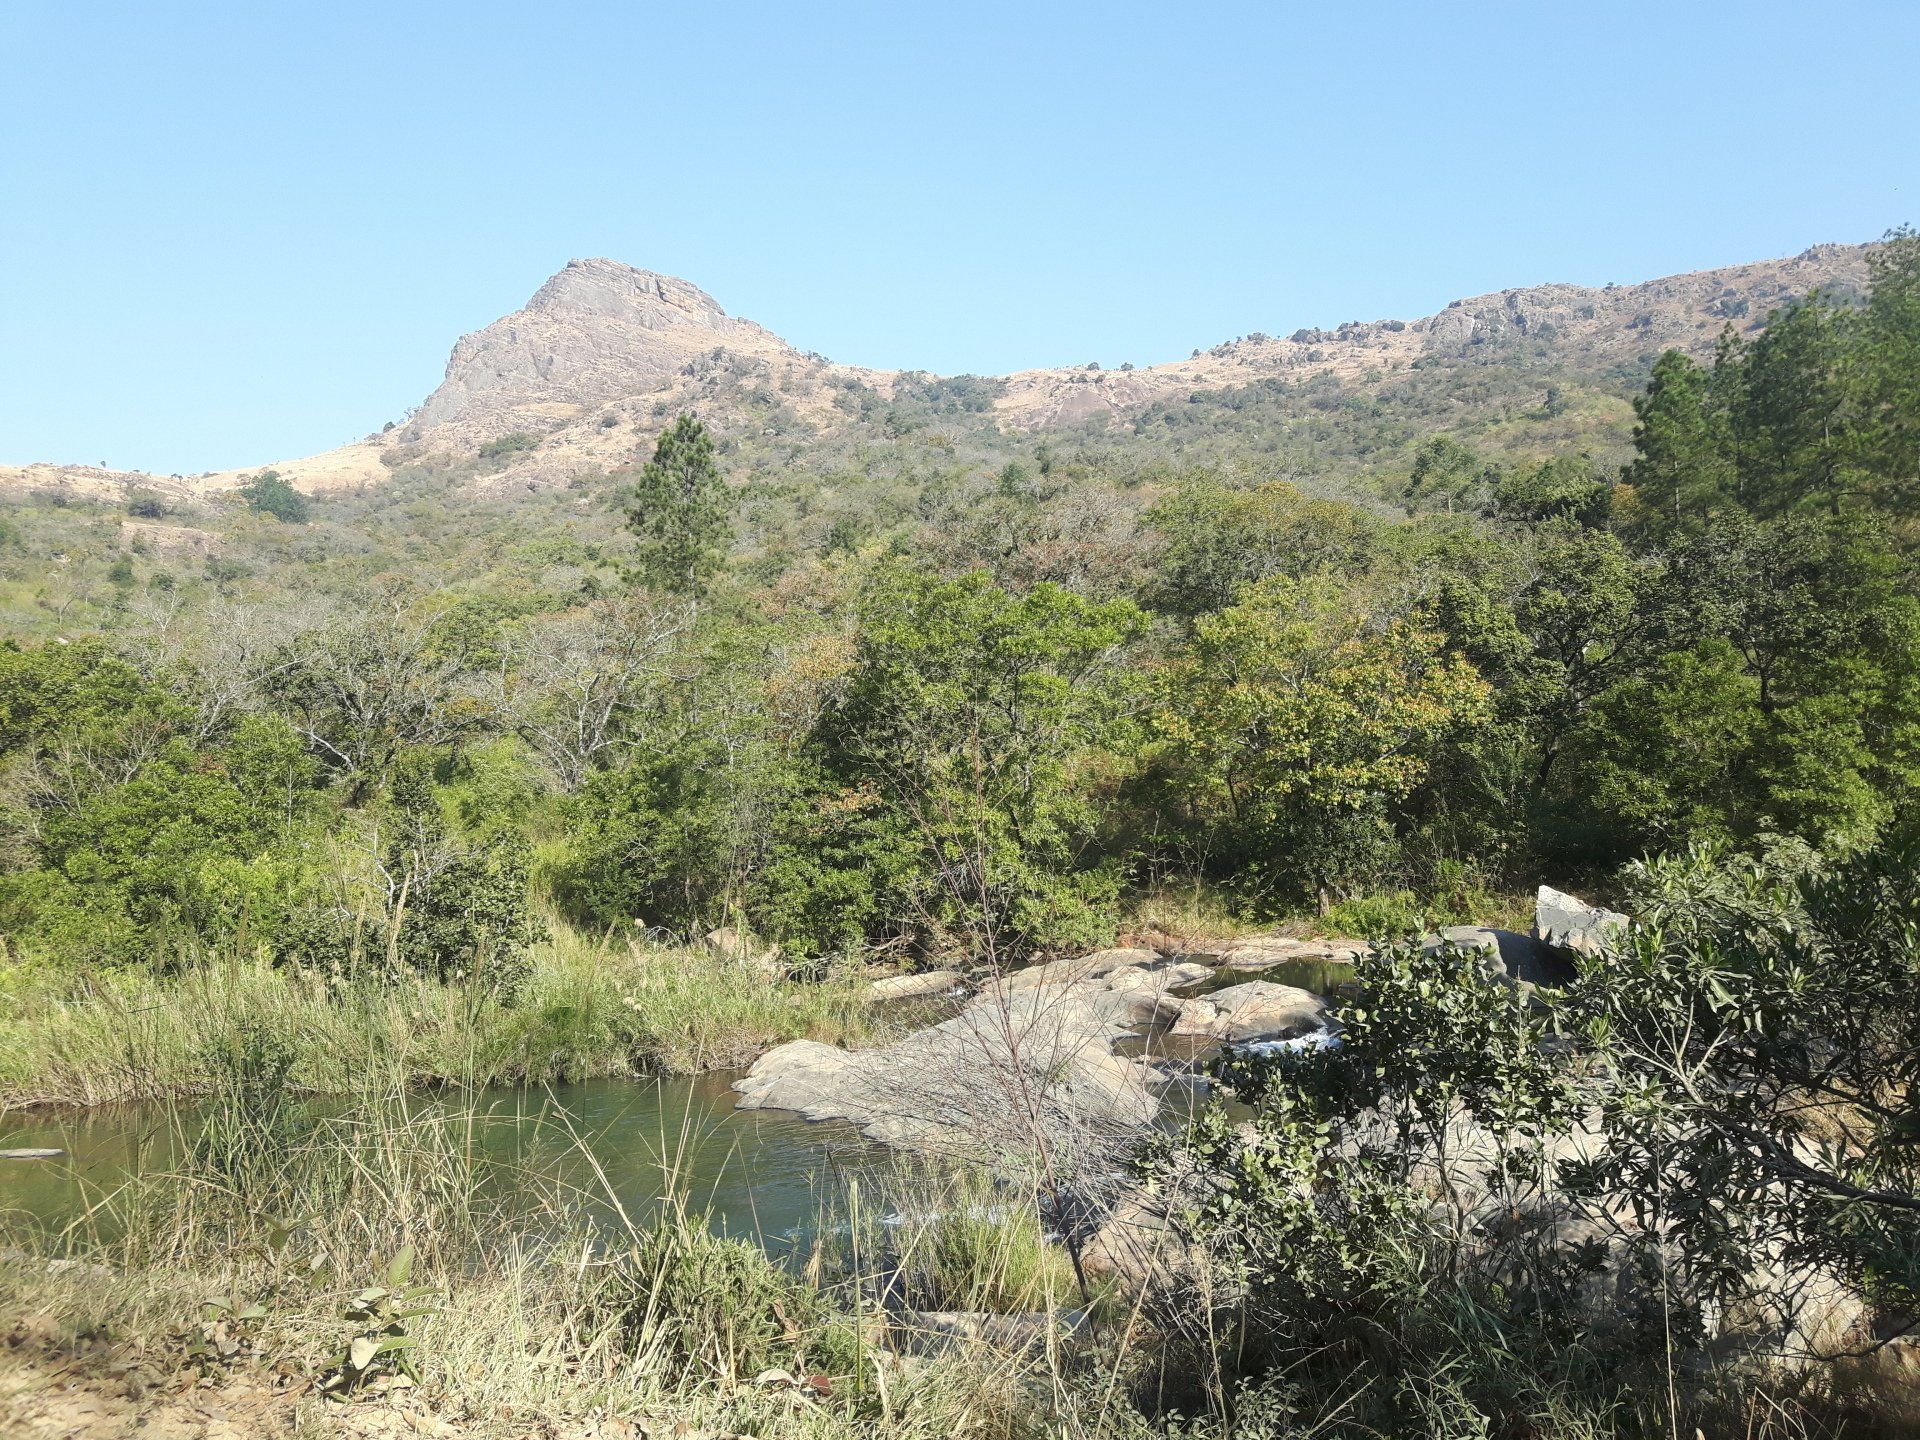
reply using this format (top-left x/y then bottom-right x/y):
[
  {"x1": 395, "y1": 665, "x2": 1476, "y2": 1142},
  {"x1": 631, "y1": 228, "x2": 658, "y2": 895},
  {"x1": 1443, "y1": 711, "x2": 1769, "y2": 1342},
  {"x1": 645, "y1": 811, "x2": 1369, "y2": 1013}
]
[
  {"x1": 623, "y1": 414, "x2": 729, "y2": 595},
  {"x1": 1624, "y1": 350, "x2": 1734, "y2": 529}
]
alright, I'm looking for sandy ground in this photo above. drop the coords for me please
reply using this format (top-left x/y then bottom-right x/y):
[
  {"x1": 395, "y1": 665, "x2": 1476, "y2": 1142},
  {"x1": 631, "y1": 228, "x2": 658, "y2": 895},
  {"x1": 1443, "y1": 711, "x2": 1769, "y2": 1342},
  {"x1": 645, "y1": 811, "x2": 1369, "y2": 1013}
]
[{"x1": 0, "y1": 1344, "x2": 659, "y2": 1440}]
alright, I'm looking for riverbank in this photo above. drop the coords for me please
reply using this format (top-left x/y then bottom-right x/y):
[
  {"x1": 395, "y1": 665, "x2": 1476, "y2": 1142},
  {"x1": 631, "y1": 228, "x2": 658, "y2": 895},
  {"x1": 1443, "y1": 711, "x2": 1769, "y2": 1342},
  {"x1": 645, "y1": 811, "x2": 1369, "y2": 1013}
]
[
  {"x1": 0, "y1": 927, "x2": 879, "y2": 1110},
  {"x1": 0, "y1": 1084, "x2": 1136, "y2": 1440}
]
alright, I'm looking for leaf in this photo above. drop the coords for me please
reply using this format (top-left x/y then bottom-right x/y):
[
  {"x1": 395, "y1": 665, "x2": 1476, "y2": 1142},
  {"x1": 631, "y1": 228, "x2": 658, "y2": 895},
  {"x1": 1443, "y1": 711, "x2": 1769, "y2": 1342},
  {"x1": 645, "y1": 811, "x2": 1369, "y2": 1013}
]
[
  {"x1": 386, "y1": 1245, "x2": 415, "y2": 1288},
  {"x1": 375, "y1": 1334, "x2": 418, "y2": 1354}
]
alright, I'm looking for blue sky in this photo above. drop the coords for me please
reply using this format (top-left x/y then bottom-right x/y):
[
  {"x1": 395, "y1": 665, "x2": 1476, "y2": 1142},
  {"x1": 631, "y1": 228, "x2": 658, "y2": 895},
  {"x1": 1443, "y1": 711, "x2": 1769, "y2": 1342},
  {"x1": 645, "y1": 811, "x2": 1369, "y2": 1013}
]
[{"x1": 3, "y1": 1, "x2": 1916, "y2": 475}]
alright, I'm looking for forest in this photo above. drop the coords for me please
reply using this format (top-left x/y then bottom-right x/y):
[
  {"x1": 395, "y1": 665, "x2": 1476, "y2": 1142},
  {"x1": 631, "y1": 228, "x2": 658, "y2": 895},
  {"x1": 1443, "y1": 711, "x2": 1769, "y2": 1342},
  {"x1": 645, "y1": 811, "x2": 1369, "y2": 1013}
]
[{"x1": 3, "y1": 235, "x2": 1917, "y2": 976}]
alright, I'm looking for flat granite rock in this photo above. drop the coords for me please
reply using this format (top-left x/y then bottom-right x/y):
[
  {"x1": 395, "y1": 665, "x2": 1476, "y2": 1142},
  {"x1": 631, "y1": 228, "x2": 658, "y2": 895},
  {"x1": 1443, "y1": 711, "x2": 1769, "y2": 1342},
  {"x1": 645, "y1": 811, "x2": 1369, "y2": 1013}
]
[
  {"x1": 737, "y1": 956, "x2": 1195, "y2": 1151},
  {"x1": 1169, "y1": 982, "x2": 1329, "y2": 1042},
  {"x1": 1196, "y1": 937, "x2": 1371, "y2": 972}
]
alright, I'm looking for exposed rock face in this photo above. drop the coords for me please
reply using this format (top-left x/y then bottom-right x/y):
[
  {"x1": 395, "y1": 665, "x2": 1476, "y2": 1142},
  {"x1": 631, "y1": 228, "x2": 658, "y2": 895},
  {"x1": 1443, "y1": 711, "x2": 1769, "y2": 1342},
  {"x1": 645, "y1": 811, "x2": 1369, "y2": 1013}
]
[
  {"x1": 990, "y1": 242, "x2": 1874, "y2": 429},
  {"x1": 404, "y1": 259, "x2": 803, "y2": 443},
  {"x1": 4, "y1": 241, "x2": 1877, "y2": 498},
  {"x1": 1535, "y1": 885, "x2": 1627, "y2": 958}
]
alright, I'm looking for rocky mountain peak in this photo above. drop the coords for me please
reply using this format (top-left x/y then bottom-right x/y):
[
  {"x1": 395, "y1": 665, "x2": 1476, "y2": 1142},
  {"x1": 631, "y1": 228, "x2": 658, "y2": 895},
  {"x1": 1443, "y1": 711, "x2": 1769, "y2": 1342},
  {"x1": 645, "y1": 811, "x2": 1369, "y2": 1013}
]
[
  {"x1": 526, "y1": 258, "x2": 739, "y2": 328},
  {"x1": 403, "y1": 258, "x2": 799, "y2": 442}
]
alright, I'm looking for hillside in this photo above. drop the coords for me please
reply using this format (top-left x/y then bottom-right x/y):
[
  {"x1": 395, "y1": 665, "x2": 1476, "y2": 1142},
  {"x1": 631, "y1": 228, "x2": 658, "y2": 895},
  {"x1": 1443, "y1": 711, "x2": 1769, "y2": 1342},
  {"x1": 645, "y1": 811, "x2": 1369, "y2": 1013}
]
[{"x1": 0, "y1": 241, "x2": 1874, "y2": 501}]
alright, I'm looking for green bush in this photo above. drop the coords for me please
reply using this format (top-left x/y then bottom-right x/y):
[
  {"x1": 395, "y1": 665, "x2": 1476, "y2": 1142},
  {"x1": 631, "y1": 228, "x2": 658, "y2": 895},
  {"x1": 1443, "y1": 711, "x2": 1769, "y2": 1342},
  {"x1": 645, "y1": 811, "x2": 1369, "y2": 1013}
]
[{"x1": 239, "y1": 469, "x2": 309, "y2": 523}]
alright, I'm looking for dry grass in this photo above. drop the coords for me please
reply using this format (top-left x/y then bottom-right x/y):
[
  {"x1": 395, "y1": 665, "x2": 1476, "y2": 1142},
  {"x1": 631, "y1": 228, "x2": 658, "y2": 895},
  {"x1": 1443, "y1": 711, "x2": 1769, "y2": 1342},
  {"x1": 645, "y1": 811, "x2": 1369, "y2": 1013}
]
[{"x1": 0, "y1": 1085, "x2": 1145, "y2": 1440}]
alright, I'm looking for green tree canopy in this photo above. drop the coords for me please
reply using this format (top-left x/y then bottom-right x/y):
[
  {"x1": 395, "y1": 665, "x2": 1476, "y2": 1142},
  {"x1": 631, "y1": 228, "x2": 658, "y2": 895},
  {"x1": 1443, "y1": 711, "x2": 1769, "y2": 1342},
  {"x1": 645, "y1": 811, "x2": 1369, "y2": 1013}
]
[{"x1": 623, "y1": 414, "x2": 730, "y2": 596}]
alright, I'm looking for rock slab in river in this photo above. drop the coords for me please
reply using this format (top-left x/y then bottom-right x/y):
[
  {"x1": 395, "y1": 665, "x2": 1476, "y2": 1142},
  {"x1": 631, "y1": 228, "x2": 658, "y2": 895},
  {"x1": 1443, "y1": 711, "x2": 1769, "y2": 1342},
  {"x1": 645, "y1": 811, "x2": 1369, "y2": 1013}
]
[
  {"x1": 738, "y1": 957, "x2": 1198, "y2": 1150},
  {"x1": 869, "y1": 969, "x2": 964, "y2": 1001},
  {"x1": 1169, "y1": 982, "x2": 1328, "y2": 1042}
]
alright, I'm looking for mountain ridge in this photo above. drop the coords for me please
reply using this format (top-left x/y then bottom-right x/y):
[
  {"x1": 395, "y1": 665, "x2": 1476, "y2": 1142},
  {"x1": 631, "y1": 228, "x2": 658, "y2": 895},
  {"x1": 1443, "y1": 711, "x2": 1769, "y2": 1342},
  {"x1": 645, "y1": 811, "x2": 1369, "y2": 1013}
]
[{"x1": 0, "y1": 240, "x2": 1875, "y2": 500}]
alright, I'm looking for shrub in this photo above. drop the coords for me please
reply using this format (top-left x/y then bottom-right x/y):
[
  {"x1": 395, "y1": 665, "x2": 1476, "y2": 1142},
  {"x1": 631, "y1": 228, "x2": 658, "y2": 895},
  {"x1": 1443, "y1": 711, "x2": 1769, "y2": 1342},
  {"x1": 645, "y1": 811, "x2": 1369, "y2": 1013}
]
[{"x1": 239, "y1": 470, "x2": 309, "y2": 523}]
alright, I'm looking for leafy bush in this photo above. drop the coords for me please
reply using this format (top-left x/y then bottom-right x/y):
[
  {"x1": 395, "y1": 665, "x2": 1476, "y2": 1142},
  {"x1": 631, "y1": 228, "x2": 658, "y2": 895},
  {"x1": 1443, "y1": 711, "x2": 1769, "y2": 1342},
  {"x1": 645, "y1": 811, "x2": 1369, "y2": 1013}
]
[{"x1": 239, "y1": 469, "x2": 309, "y2": 523}]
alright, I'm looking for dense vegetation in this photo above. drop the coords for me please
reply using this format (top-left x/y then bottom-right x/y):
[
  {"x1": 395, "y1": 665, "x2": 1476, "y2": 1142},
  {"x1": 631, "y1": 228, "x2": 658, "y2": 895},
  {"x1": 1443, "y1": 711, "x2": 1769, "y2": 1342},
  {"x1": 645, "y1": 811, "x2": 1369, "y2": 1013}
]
[{"x1": 3, "y1": 234, "x2": 1916, "y2": 975}]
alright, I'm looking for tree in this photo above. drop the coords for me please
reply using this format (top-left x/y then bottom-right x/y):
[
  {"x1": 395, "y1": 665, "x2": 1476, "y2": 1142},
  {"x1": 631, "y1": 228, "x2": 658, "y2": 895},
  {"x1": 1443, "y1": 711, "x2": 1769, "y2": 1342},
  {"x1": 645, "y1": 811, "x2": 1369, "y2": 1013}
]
[
  {"x1": 623, "y1": 414, "x2": 729, "y2": 596},
  {"x1": 1556, "y1": 514, "x2": 1920, "y2": 859},
  {"x1": 1157, "y1": 576, "x2": 1489, "y2": 911},
  {"x1": 239, "y1": 470, "x2": 310, "y2": 524},
  {"x1": 264, "y1": 593, "x2": 483, "y2": 785},
  {"x1": 818, "y1": 568, "x2": 1146, "y2": 958},
  {"x1": 491, "y1": 595, "x2": 690, "y2": 791},
  {"x1": 1396, "y1": 435, "x2": 1500, "y2": 514},
  {"x1": 1734, "y1": 293, "x2": 1860, "y2": 516},
  {"x1": 366, "y1": 751, "x2": 544, "y2": 993},
  {"x1": 1855, "y1": 226, "x2": 1920, "y2": 509},
  {"x1": 1623, "y1": 348, "x2": 1738, "y2": 528},
  {"x1": 1143, "y1": 479, "x2": 1380, "y2": 618}
]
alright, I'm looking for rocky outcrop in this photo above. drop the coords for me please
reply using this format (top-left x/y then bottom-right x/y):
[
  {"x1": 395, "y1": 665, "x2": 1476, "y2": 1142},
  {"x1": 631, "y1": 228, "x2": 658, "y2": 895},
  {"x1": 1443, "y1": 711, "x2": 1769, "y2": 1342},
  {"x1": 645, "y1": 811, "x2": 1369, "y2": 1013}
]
[
  {"x1": 735, "y1": 976, "x2": 1163, "y2": 1152},
  {"x1": 736, "y1": 940, "x2": 1355, "y2": 1152},
  {"x1": 9, "y1": 242, "x2": 1876, "y2": 500},
  {"x1": 1169, "y1": 982, "x2": 1327, "y2": 1043},
  {"x1": 1422, "y1": 924, "x2": 1575, "y2": 988},
  {"x1": 1534, "y1": 885, "x2": 1627, "y2": 958},
  {"x1": 404, "y1": 259, "x2": 804, "y2": 444}
]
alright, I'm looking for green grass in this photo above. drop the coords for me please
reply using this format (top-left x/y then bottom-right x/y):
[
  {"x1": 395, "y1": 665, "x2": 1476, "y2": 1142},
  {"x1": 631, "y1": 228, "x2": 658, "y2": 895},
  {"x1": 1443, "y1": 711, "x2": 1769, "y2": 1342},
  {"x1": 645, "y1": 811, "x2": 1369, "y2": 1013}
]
[{"x1": 0, "y1": 923, "x2": 878, "y2": 1109}]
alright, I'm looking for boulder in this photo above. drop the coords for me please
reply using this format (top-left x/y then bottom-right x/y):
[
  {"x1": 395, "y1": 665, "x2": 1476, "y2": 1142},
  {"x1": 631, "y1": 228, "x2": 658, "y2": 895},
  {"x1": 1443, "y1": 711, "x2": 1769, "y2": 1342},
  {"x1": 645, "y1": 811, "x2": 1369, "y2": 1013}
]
[
  {"x1": 1107, "y1": 961, "x2": 1214, "y2": 991},
  {"x1": 705, "y1": 926, "x2": 783, "y2": 974},
  {"x1": 736, "y1": 982, "x2": 1159, "y2": 1151},
  {"x1": 1001, "y1": 947, "x2": 1158, "y2": 989},
  {"x1": 1423, "y1": 925, "x2": 1573, "y2": 988},
  {"x1": 1080, "y1": 1192, "x2": 1182, "y2": 1285},
  {"x1": 1534, "y1": 885, "x2": 1627, "y2": 958},
  {"x1": 1169, "y1": 982, "x2": 1327, "y2": 1042},
  {"x1": 869, "y1": 970, "x2": 964, "y2": 1001}
]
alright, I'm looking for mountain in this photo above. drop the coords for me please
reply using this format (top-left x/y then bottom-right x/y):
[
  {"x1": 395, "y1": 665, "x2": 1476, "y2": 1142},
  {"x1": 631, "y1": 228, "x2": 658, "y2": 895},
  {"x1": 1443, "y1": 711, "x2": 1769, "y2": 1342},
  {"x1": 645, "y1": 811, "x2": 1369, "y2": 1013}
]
[
  {"x1": 0, "y1": 242, "x2": 1876, "y2": 499},
  {"x1": 403, "y1": 259, "x2": 816, "y2": 440}
]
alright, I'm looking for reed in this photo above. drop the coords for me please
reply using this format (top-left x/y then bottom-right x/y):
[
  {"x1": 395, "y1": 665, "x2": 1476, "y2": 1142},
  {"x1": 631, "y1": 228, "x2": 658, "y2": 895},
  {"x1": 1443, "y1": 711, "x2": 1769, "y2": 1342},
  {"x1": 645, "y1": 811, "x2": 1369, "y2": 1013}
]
[{"x1": 0, "y1": 921, "x2": 877, "y2": 1110}]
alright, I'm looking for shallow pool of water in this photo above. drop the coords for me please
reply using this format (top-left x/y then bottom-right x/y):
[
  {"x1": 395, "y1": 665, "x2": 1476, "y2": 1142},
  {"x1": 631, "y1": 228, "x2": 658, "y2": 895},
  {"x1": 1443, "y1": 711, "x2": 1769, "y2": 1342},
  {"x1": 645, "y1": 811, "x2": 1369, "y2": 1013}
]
[{"x1": 0, "y1": 1074, "x2": 879, "y2": 1256}]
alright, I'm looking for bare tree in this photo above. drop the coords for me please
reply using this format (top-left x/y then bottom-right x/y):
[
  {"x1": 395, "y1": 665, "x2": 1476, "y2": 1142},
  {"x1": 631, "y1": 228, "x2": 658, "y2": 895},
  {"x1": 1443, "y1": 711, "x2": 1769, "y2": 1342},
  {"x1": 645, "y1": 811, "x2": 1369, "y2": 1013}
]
[
  {"x1": 122, "y1": 592, "x2": 314, "y2": 745},
  {"x1": 264, "y1": 590, "x2": 480, "y2": 781},
  {"x1": 489, "y1": 595, "x2": 690, "y2": 791}
]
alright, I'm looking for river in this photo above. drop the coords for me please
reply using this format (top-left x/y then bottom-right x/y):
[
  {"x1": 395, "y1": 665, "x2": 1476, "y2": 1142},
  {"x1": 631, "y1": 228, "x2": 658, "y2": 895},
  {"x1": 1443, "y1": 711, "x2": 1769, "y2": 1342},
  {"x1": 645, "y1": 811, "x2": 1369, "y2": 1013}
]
[{"x1": 0, "y1": 1073, "x2": 879, "y2": 1257}]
